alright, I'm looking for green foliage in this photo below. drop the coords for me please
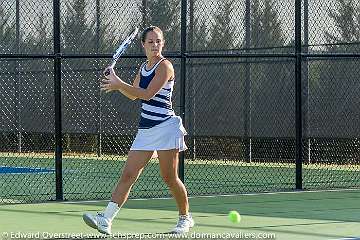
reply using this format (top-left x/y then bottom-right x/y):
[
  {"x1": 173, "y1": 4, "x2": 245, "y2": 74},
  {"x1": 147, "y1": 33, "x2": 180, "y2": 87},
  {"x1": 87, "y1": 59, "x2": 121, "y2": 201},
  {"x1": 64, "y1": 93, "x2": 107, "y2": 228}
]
[
  {"x1": 190, "y1": 4, "x2": 209, "y2": 51},
  {"x1": 250, "y1": 0, "x2": 285, "y2": 49},
  {"x1": 96, "y1": 16, "x2": 116, "y2": 53},
  {"x1": 325, "y1": 0, "x2": 360, "y2": 44},
  {"x1": 0, "y1": 6, "x2": 16, "y2": 53},
  {"x1": 314, "y1": 0, "x2": 360, "y2": 137},
  {"x1": 61, "y1": 0, "x2": 116, "y2": 54},
  {"x1": 60, "y1": 0, "x2": 115, "y2": 149},
  {"x1": 249, "y1": 0, "x2": 291, "y2": 136},
  {"x1": 62, "y1": 0, "x2": 96, "y2": 53},
  {"x1": 208, "y1": 0, "x2": 235, "y2": 50},
  {"x1": 22, "y1": 12, "x2": 52, "y2": 54},
  {"x1": 249, "y1": 0, "x2": 287, "y2": 89},
  {"x1": 139, "y1": 0, "x2": 180, "y2": 51},
  {"x1": 321, "y1": 0, "x2": 360, "y2": 83}
]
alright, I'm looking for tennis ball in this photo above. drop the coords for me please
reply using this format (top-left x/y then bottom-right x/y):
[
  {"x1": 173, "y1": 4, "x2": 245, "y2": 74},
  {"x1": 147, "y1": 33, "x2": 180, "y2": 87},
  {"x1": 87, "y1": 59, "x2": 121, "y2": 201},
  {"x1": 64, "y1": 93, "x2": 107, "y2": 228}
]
[{"x1": 228, "y1": 210, "x2": 241, "y2": 223}]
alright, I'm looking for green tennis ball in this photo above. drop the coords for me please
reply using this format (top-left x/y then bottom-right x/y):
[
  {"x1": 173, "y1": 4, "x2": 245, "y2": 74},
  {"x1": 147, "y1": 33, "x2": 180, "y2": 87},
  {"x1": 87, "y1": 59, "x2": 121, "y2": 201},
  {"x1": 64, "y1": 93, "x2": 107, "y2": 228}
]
[{"x1": 228, "y1": 210, "x2": 241, "y2": 223}]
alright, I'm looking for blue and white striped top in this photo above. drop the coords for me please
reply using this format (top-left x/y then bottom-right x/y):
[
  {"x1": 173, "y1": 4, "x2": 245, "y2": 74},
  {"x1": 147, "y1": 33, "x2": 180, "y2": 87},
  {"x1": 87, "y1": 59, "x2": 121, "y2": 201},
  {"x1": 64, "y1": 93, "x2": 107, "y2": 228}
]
[{"x1": 138, "y1": 58, "x2": 175, "y2": 129}]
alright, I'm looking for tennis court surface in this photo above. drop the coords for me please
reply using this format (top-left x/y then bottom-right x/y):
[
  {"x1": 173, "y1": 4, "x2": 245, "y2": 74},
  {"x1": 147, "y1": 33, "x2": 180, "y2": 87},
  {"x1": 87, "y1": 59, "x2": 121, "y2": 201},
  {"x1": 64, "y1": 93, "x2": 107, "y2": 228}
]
[{"x1": 1, "y1": 189, "x2": 359, "y2": 240}]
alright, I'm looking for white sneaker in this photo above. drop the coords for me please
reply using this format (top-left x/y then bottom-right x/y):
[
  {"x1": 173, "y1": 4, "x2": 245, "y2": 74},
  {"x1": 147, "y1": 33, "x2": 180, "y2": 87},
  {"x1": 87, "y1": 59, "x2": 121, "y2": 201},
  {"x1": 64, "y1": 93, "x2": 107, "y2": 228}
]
[
  {"x1": 83, "y1": 212, "x2": 112, "y2": 235},
  {"x1": 172, "y1": 214, "x2": 195, "y2": 234}
]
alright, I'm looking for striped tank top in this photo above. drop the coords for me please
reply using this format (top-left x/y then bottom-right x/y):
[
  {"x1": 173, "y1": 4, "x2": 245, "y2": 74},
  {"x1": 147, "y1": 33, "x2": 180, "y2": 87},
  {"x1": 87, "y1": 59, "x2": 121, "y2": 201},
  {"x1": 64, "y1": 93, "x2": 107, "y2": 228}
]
[{"x1": 138, "y1": 58, "x2": 175, "y2": 129}]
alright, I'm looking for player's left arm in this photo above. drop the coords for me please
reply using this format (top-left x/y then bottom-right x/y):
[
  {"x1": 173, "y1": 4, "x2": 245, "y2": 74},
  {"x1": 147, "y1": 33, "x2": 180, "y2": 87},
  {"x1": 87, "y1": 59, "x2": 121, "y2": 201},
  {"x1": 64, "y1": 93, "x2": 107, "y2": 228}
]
[{"x1": 101, "y1": 60, "x2": 173, "y2": 101}]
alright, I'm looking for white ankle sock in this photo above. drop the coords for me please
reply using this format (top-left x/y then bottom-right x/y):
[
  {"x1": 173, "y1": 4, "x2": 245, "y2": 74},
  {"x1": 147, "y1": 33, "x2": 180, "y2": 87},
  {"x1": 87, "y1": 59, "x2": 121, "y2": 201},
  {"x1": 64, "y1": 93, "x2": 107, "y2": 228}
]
[{"x1": 103, "y1": 201, "x2": 120, "y2": 221}]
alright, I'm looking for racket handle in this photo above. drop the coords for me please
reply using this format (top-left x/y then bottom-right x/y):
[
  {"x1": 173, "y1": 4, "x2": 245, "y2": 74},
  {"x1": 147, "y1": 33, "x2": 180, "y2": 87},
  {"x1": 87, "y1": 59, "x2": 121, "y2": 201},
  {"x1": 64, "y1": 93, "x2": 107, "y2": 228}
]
[{"x1": 104, "y1": 61, "x2": 116, "y2": 76}]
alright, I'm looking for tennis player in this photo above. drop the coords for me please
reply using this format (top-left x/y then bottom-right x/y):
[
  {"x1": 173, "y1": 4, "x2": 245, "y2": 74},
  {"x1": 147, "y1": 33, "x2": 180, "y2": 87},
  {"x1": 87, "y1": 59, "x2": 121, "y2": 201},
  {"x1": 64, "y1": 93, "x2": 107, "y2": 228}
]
[{"x1": 83, "y1": 26, "x2": 194, "y2": 235}]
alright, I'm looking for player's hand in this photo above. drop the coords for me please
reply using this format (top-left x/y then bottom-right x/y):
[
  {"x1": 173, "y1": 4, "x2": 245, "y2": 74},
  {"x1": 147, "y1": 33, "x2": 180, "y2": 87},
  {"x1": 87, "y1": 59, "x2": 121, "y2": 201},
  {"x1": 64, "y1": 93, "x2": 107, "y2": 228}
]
[
  {"x1": 103, "y1": 66, "x2": 116, "y2": 79},
  {"x1": 100, "y1": 68, "x2": 122, "y2": 93},
  {"x1": 100, "y1": 77, "x2": 123, "y2": 93}
]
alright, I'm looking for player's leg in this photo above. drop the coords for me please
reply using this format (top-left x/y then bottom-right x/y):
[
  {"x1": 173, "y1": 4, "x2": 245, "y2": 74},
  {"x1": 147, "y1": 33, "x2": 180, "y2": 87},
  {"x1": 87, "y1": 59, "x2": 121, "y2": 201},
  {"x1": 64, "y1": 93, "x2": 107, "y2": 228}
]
[
  {"x1": 157, "y1": 149, "x2": 194, "y2": 233},
  {"x1": 158, "y1": 149, "x2": 188, "y2": 214},
  {"x1": 83, "y1": 150, "x2": 153, "y2": 234},
  {"x1": 111, "y1": 150, "x2": 153, "y2": 205}
]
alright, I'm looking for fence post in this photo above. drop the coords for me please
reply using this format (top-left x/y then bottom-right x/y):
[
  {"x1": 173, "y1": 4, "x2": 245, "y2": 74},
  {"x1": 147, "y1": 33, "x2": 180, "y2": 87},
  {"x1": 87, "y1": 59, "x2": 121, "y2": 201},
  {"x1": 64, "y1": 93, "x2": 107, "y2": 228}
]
[
  {"x1": 303, "y1": 0, "x2": 310, "y2": 164},
  {"x1": 188, "y1": 0, "x2": 196, "y2": 160},
  {"x1": 295, "y1": 0, "x2": 303, "y2": 190},
  {"x1": 95, "y1": 0, "x2": 102, "y2": 157},
  {"x1": 244, "y1": 0, "x2": 251, "y2": 163},
  {"x1": 54, "y1": 0, "x2": 63, "y2": 200},
  {"x1": 15, "y1": 0, "x2": 22, "y2": 153},
  {"x1": 179, "y1": 0, "x2": 187, "y2": 182}
]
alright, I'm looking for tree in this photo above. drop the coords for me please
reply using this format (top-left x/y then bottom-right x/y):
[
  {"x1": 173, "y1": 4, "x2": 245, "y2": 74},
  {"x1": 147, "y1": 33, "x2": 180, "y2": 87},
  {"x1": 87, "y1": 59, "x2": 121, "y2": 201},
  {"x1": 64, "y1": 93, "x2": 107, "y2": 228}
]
[
  {"x1": 61, "y1": 0, "x2": 114, "y2": 53},
  {"x1": 0, "y1": 6, "x2": 16, "y2": 53},
  {"x1": 314, "y1": 0, "x2": 360, "y2": 139},
  {"x1": 0, "y1": 5, "x2": 17, "y2": 134},
  {"x1": 189, "y1": 0, "x2": 209, "y2": 52},
  {"x1": 61, "y1": 0, "x2": 117, "y2": 60},
  {"x1": 250, "y1": 0, "x2": 285, "y2": 50},
  {"x1": 194, "y1": 1, "x2": 245, "y2": 138},
  {"x1": 324, "y1": 0, "x2": 360, "y2": 45},
  {"x1": 208, "y1": 0, "x2": 235, "y2": 50},
  {"x1": 139, "y1": 0, "x2": 180, "y2": 51},
  {"x1": 62, "y1": 0, "x2": 96, "y2": 53},
  {"x1": 249, "y1": 0, "x2": 291, "y2": 138},
  {"x1": 23, "y1": 12, "x2": 52, "y2": 54},
  {"x1": 61, "y1": 0, "x2": 116, "y2": 152}
]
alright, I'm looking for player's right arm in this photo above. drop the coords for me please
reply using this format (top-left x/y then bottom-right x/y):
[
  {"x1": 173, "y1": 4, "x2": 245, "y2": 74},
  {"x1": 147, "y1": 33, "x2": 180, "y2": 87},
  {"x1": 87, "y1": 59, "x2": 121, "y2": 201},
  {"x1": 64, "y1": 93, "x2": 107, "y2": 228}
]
[{"x1": 116, "y1": 71, "x2": 140, "y2": 101}]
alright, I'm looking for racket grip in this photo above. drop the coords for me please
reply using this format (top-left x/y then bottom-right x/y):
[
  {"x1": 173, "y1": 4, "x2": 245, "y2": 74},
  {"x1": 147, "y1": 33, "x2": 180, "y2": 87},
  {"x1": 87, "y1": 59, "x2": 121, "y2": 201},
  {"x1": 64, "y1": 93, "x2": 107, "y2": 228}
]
[
  {"x1": 104, "y1": 69, "x2": 111, "y2": 76},
  {"x1": 104, "y1": 61, "x2": 116, "y2": 76}
]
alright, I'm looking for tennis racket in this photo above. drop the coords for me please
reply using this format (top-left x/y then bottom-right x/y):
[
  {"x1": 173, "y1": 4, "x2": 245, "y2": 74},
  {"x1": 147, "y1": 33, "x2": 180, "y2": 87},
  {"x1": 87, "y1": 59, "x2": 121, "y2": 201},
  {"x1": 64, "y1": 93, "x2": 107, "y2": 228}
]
[{"x1": 104, "y1": 27, "x2": 139, "y2": 76}]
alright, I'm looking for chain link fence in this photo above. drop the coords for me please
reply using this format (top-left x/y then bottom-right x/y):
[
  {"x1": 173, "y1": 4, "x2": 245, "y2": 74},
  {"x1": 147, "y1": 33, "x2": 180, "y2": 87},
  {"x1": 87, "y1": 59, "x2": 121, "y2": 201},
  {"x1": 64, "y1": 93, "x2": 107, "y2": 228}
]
[{"x1": 0, "y1": 0, "x2": 359, "y2": 203}]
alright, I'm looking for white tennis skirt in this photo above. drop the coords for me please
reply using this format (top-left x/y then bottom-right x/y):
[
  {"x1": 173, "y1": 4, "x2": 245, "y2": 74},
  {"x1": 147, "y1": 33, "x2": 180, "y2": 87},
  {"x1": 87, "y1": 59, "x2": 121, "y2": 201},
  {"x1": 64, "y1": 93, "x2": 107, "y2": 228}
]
[{"x1": 130, "y1": 116, "x2": 188, "y2": 152}]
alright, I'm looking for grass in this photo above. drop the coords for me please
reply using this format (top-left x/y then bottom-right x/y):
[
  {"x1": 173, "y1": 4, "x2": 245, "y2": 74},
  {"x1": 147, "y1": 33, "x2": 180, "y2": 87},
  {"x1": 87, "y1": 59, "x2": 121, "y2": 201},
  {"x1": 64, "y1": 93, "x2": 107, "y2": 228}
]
[{"x1": 0, "y1": 153, "x2": 359, "y2": 203}]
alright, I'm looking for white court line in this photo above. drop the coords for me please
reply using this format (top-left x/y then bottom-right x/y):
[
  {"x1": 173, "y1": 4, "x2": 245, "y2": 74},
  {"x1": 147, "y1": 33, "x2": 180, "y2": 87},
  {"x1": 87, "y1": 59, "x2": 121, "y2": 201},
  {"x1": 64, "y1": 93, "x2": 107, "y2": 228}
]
[
  {"x1": 336, "y1": 238, "x2": 360, "y2": 240},
  {"x1": 63, "y1": 188, "x2": 360, "y2": 204}
]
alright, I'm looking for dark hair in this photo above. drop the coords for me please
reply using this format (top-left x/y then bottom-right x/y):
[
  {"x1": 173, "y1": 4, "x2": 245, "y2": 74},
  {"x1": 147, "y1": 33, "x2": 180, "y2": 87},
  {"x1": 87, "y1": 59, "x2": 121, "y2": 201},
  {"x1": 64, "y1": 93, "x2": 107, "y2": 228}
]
[{"x1": 141, "y1": 26, "x2": 163, "y2": 43}]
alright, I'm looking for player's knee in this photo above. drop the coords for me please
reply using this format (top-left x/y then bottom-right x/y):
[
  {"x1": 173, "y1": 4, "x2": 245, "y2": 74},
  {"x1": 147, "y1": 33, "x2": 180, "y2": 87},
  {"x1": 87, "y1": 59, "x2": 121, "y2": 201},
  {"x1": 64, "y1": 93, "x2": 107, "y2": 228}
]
[
  {"x1": 161, "y1": 174, "x2": 178, "y2": 187},
  {"x1": 120, "y1": 169, "x2": 139, "y2": 184}
]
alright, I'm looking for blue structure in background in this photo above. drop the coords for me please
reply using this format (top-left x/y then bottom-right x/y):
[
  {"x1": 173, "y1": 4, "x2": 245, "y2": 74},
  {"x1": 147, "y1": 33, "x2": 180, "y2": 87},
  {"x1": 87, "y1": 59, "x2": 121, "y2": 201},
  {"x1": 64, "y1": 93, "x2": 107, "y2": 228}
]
[{"x1": 0, "y1": 166, "x2": 55, "y2": 174}]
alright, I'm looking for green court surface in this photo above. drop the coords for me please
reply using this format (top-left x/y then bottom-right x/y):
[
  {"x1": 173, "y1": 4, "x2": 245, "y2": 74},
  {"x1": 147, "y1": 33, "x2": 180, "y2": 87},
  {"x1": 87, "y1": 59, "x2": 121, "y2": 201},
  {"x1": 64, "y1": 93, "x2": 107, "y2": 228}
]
[{"x1": 0, "y1": 190, "x2": 359, "y2": 240}]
